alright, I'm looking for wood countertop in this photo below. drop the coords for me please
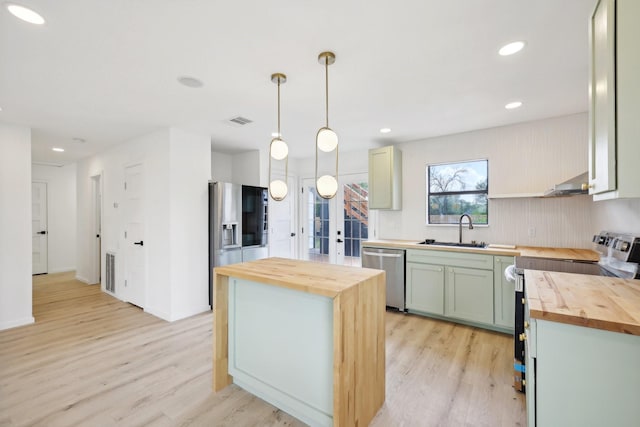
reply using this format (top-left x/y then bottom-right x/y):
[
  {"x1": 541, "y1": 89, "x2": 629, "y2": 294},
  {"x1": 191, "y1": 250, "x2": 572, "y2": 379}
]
[
  {"x1": 214, "y1": 257, "x2": 384, "y2": 298},
  {"x1": 362, "y1": 239, "x2": 599, "y2": 261},
  {"x1": 525, "y1": 270, "x2": 640, "y2": 335}
]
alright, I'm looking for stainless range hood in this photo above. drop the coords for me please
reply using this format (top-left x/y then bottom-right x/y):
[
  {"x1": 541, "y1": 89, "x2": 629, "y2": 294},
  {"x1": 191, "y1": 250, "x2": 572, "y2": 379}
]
[{"x1": 543, "y1": 172, "x2": 589, "y2": 197}]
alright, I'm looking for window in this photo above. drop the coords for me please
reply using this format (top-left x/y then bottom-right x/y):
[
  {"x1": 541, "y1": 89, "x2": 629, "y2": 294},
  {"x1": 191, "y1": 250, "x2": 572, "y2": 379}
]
[{"x1": 427, "y1": 159, "x2": 488, "y2": 225}]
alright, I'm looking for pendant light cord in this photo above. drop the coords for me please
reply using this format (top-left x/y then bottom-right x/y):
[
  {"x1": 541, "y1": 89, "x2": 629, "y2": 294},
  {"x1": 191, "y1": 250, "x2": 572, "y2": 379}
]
[
  {"x1": 277, "y1": 79, "x2": 281, "y2": 136},
  {"x1": 325, "y1": 59, "x2": 329, "y2": 128}
]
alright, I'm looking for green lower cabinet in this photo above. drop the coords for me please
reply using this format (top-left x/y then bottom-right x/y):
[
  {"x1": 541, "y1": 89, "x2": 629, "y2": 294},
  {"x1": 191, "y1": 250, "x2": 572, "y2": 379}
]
[
  {"x1": 494, "y1": 257, "x2": 515, "y2": 330},
  {"x1": 405, "y1": 249, "x2": 514, "y2": 333},
  {"x1": 406, "y1": 262, "x2": 444, "y2": 315},
  {"x1": 528, "y1": 317, "x2": 640, "y2": 426},
  {"x1": 445, "y1": 266, "x2": 494, "y2": 325}
]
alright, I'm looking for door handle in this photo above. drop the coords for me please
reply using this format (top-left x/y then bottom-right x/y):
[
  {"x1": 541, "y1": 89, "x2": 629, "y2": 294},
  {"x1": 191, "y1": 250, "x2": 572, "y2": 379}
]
[
  {"x1": 134, "y1": 241, "x2": 144, "y2": 246},
  {"x1": 96, "y1": 234, "x2": 100, "y2": 238},
  {"x1": 337, "y1": 239, "x2": 344, "y2": 243},
  {"x1": 37, "y1": 231, "x2": 47, "y2": 235},
  {"x1": 290, "y1": 233, "x2": 296, "y2": 237},
  {"x1": 362, "y1": 251, "x2": 402, "y2": 258}
]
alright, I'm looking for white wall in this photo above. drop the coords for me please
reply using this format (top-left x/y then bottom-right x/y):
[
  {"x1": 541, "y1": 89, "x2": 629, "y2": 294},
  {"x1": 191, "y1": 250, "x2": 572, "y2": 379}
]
[
  {"x1": 232, "y1": 150, "x2": 262, "y2": 186},
  {"x1": 77, "y1": 128, "x2": 210, "y2": 322},
  {"x1": 592, "y1": 198, "x2": 640, "y2": 234},
  {"x1": 295, "y1": 147, "x2": 369, "y2": 180},
  {"x1": 377, "y1": 113, "x2": 599, "y2": 248},
  {"x1": 168, "y1": 128, "x2": 211, "y2": 320},
  {"x1": 211, "y1": 151, "x2": 232, "y2": 182},
  {"x1": 0, "y1": 123, "x2": 34, "y2": 330},
  {"x1": 32, "y1": 163, "x2": 77, "y2": 273}
]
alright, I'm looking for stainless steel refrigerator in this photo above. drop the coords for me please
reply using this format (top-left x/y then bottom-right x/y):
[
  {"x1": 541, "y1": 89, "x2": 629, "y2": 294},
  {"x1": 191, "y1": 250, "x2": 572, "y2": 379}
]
[{"x1": 208, "y1": 182, "x2": 269, "y2": 307}]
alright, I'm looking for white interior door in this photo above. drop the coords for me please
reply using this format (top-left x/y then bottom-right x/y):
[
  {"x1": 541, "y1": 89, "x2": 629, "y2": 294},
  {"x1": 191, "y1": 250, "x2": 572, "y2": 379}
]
[
  {"x1": 91, "y1": 174, "x2": 102, "y2": 285},
  {"x1": 269, "y1": 176, "x2": 297, "y2": 259},
  {"x1": 32, "y1": 182, "x2": 48, "y2": 275},
  {"x1": 124, "y1": 164, "x2": 145, "y2": 308}
]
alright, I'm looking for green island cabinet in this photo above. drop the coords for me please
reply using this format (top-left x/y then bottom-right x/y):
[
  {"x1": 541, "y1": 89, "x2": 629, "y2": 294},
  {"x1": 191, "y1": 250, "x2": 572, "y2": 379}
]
[
  {"x1": 406, "y1": 249, "x2": 514, "y2": 333},
  {"x1": 524, "y1": 306, "x2": 640, "y2": 426}
]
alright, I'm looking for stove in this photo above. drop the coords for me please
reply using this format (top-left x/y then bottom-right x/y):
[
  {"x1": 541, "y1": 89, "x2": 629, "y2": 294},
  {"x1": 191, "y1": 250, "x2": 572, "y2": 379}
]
[
  {"x1": 512, "y1": 231, "x2": 640, "y2": 393},
  {"x1": 514, "y1": 256, "x2": 607, "y2": 276}
]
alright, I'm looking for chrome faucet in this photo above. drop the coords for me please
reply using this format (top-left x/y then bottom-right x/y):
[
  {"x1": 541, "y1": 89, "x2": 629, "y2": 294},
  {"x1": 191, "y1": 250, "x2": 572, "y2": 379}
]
[{"x1": 459, "y1": 213, "x2": 474, "y2": 243}]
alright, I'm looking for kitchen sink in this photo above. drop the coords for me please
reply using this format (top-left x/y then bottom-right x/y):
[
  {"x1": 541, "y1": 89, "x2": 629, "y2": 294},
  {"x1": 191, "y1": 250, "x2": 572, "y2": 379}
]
[{"x1": 417, "y1": 239, "x2": 487, "y2": 248}]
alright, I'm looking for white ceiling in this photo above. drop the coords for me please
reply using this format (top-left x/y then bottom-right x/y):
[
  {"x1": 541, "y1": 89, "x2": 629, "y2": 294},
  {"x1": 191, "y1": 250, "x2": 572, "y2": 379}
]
[{"x1": 1, "y1": 0, "x2": 597, "y2": 165}]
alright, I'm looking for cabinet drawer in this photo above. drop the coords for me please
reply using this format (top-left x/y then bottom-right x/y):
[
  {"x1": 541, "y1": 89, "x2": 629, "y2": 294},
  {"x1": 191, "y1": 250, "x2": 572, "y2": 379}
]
[{"x1": 406, "y1": 249, "x2": 493, "y2": 270}]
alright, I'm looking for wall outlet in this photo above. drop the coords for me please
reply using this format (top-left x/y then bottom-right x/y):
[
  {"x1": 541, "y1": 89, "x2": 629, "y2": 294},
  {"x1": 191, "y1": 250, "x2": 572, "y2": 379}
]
[{"x1": 528, "y1": 227, "x2": 536, "y2": 238}]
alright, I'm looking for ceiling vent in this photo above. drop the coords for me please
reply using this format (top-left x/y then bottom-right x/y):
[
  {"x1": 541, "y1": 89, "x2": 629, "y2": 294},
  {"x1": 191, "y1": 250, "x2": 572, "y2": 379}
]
[{"x1": 228, "y1": 116, "x2": 253, "y2": 126}]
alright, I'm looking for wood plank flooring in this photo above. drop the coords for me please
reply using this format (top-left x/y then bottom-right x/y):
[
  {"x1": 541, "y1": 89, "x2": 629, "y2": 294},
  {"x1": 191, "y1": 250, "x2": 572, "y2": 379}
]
[{"x1": 0, "y1": 272, "x2": 525, "y2": 426}]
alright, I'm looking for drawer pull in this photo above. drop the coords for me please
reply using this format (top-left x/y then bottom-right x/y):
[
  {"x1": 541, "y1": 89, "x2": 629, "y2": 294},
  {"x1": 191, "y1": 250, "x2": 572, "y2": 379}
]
[{"x1": 524, "y1": 321, "x2": 529, "y2": 329}]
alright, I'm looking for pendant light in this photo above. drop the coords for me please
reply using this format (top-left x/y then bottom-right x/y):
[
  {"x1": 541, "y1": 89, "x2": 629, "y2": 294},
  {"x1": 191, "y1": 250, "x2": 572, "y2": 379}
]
[
  {"x1": 315, "y1": 51, "x2": 339, "y2": 199},
  {"x1": 269, "y1": 73, "x2": 288, "y2": 201}
]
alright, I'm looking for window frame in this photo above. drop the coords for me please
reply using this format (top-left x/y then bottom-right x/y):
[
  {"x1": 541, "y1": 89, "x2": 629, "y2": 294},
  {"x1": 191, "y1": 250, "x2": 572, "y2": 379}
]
[{"x1": 426, "y1": 159, "x2": 489, "y2": 225}]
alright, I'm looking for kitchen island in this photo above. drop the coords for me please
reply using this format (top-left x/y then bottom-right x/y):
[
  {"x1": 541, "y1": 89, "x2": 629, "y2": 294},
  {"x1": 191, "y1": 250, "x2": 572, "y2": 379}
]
[
  {"x1": 212, "y1": 257, "x2": 386, "y2": 427},
  {"x1": 524, "y1": 271, "x2": 640, "y2": 426}
]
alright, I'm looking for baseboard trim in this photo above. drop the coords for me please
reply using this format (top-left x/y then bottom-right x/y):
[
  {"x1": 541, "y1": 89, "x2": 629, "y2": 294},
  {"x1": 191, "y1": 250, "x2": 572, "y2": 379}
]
[
  {"x1": 0, "y1": 316, "x2": 35, "y2": 331},
  {"x1": 75, "y1": 275, "x2": 91, "y2": 284},
  {"x1": 48, "y1": 267, "x2": 76, "y2": 274},
  {"x1": 168, "y1": 305, "x2": 212, "y2": 322}
]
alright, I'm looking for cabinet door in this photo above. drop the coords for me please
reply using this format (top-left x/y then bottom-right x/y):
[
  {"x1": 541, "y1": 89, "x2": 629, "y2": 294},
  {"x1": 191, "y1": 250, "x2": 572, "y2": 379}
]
[
  {"x1": 368, "y1": 146, "x2": 401, "y2": 210},
  {"x1": 445, "y1": 266, "x2": 493, "y2": 325},
  {"x1": 589, "y1": 0, "x2": 617, "y2": 195},
  {"x1": 494, "y1": 257, "x2": 515, "y2": 329},
  {"x1": 406, "y1": 262, "x2": 444, "y2": 315}
]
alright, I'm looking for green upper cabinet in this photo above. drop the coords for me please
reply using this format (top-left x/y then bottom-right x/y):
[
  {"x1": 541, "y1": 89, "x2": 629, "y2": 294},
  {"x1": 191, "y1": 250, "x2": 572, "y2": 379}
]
[
  {"x1": 589, "y1": 0, "x2": 640, "y2": 200},
  {"x1": 368, "y1": 146, "x2": 402, "y2": 210}
]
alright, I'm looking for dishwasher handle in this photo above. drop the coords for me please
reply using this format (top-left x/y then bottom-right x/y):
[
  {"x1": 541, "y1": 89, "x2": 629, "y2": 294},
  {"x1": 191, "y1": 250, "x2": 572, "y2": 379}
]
[{"x1": 362, "y1": 251, "x2": 403, "y2": 258}]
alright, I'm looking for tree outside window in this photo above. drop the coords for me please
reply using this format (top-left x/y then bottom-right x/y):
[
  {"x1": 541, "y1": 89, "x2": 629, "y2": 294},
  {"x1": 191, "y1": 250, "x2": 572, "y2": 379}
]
[{"x1": 427, "y1": 160, "x2": 488, "y2": 225}]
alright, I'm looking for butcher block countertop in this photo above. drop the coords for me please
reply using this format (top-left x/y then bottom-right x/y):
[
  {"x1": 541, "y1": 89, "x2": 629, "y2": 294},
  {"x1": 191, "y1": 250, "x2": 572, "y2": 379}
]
[
  {"x1": 525, "y1": 270, "x2": 640, "y2": 335},
  {"x1": 362, "y1": 239, "x2": 599, "y2": 261},
  {"x1": 214, "y1": 256, "x2": 384, "y2": 298}
]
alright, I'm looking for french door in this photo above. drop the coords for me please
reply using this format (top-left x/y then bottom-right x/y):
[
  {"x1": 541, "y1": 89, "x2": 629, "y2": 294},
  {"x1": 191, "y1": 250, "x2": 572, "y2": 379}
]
[{"x1": 302, "y1": 173, "x2": 370, "y2": 266}]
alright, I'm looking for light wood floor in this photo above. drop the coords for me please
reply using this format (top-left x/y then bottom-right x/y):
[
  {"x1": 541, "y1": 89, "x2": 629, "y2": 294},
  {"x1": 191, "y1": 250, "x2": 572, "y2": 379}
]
[{"x1": 0, "y1": 272, "x2": 525, "y2": 426}]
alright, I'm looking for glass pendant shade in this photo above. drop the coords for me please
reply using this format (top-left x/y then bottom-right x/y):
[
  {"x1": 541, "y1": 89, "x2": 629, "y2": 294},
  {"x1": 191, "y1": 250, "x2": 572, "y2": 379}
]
[
  {"x1": 269, "y1": 179, "x2": 288, "y2": 201},
  {"x1": 316, "y1": 175, "x2": 338, "y2": 199},
  {"x1": 270, "y1": 138, "x2": 288, "y2": 160},
  {"x1": 316, "y1": 127, "x2": 338, "y2": 152}
]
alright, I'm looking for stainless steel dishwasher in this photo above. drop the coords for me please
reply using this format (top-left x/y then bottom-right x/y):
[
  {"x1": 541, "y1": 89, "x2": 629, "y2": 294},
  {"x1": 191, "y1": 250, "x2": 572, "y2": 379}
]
[{"x1": 362, "y1": 247, "x2": 405, "y2": 311}]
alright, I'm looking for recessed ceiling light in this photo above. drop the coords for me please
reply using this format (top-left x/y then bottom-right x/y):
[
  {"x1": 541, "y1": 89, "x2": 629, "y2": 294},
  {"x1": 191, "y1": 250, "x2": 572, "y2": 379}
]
[
  {"x1": 6, "y1": 3, "x2": 46, "y2": 25},
  {"x1": 505, "y1": 101, "x2": 523, "y2": 110},
  {"x1": 499, "y1": 41, "x2": 526, "y2": 56},
  {"x1": 52, "y1": 147, "x2": 64, "y2": 152},
  {"x1": 380, "y1": 128, "x2": 391, "y2": 134},
  {"x1": 177, "y1": 76, "x2": 204, "y2": 88}
]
